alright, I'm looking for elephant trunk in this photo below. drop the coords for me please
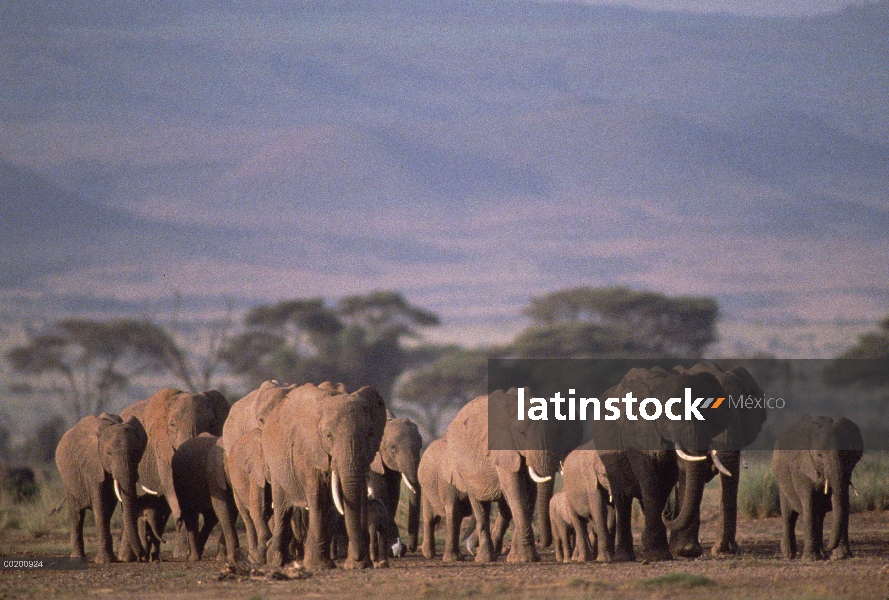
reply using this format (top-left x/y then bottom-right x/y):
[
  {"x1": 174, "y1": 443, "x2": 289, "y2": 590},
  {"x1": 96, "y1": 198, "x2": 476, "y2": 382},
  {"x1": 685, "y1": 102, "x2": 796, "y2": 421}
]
[
  {"x1": 114, "y1": 465, "x2": 146, "y2": 560},
  {"x1": 336, "y1": 467, "x2": 370, "y2": 564},
  {"x1": 664, "y1": 456, "x2": 709, "y2": 533},
  {"x1": 526, "y1": 450, "x2": 559, "y2": 482},
  {"x1": 825, "y1": 460, "x2": 850, "y2": 552},
  {"x1": 535, "y1": 478, "x2": 555, "y2": 548}
]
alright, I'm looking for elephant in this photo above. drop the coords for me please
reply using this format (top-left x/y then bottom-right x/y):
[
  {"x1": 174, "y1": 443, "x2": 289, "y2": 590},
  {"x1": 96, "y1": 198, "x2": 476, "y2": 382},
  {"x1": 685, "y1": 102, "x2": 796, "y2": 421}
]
[
  {"x1": 588, "y1": 366, "x2": 730, "y2": 561},
  {"x1": 772, "y1": 416, "x2": 863, "y2": 561},
  {"x1": 668, "y1": 363, "x2": 766, "y2": 557},
  {"x1": 550, "y1": 490, "x2": 587, "y2": 563},
  {"x1": 261, "y1": 382, "x2": 387, "y2": 570},
  {"x1": 134, "y1": 493, "x2": 170, "y2": 562},
  {"x1": 226, "y1": 426, "x2": 271, "y2": 563},
  {"x1": 118, "y1": 387, "x2": 230, "y2": 561},
  {"x1": 222, "y1": 380, "x2": 297, "y2": 564},
  {"x1": 55, "y1": 413, "x2": 148, "y2": 563},
  {"x1": 445, "y1": 389, "x2": 562, "y2": 563},
  {"x1": 171, "y1": 432, "x2": 240, "y2": 562},
  {"x1": 418, "y1": 435, "x2": 474, "y2": 561},
  {"x1": 367, "y1": 496, "x2": 403, "y2": 568},
  {"x1": 560, "y1": 440, "x2": 614, "y2": 562},
  {"x1": 368, "y1": 413, "x2": 423, "y2": 553}
]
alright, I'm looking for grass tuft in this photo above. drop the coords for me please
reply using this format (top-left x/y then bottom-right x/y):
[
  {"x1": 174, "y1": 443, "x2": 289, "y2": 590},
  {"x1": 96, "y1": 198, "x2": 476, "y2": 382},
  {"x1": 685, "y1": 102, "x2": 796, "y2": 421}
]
[{"x1": 635, "y1": 572, "x2": 716, "y2": 588}]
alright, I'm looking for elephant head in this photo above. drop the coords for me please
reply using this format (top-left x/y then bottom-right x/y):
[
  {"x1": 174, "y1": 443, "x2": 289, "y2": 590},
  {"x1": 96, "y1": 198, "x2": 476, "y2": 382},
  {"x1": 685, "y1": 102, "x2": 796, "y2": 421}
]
[
  {"x1": 487, "y1": 388, "x2": 561, "y2": 484},
  {"x1": 126, "y1": 387, "x2": 230, "y2": 523},
  {"x1": 371, "y1": 416, "x2": 423, "y2": 494},
  {"x1": 593, "y1": 367, "x2": 729, "y2": 535}
]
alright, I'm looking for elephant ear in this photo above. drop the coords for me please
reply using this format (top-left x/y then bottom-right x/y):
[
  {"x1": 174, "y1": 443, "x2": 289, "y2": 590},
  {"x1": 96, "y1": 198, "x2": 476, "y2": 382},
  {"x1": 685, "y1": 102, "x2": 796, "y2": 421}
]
[
  {"x1": 86, "y1": 416, "x2": 109, "y2": 483},
  {"x1": 124, "y1": 416, "x2": 148, "y2": 458},
  {"x1": 203, "y1": 390, "x2": 231, "y2": 436},
  {"x1": 293, "y1": 385, "x2": 330, "y2": 472},
  {"x1": 145, "y1": 388, "x2": 182, "y2": 491},
  {"x1": 800, "y1": 450, "x2": 822, "y2": 484},
  {"x1": 370, "y1": 451, "x2": 386, "y2": 475},
  {"x1": 490, "y1": 449, "x2": 521, "y2": 472}
]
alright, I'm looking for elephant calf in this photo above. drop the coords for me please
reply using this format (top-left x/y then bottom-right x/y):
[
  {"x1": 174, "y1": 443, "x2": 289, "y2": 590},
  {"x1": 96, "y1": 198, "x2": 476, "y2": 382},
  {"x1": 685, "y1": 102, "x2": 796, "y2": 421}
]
[
  {"x1": 171, "y1": 433, "x2": 240, "y2": 562},
  {"x1": 549, "y1": 491, "x2": 588, "y2": 563},
  {"x1": 773, "y1": 416, "x2": 863, "y2": 561},
  {"x1": 560, "y1": 441, "x2": 614, "y2": 562},
  {"x1": 135, "y1": 493, "x2": 171, "y2": 562}
]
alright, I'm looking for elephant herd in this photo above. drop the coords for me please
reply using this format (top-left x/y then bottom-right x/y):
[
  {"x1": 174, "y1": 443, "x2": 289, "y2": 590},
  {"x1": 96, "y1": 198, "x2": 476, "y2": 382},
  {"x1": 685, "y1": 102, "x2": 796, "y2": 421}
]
[{"x1": 53, "y1": 362, "x2": 865, "y2": 571}]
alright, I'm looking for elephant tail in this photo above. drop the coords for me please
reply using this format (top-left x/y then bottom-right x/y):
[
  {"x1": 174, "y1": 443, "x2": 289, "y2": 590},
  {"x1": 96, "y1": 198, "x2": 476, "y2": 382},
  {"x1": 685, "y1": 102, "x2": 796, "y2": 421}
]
[{"x1": 49, "y1": 496, "x2": 66, "y2": 516}]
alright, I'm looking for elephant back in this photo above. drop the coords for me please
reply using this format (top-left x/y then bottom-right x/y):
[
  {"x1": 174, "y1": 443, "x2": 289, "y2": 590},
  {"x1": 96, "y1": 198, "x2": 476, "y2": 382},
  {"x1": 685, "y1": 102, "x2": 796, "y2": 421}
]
[{"x1": 223, "y1": 380, "x2": 295, "y2": 454}]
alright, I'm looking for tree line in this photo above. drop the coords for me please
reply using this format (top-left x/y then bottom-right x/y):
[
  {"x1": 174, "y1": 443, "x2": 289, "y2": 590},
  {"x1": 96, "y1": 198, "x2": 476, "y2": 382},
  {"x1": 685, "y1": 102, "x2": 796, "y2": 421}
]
[{"x1": 5, "y1": 286, "x2": 887, "y2": 463}]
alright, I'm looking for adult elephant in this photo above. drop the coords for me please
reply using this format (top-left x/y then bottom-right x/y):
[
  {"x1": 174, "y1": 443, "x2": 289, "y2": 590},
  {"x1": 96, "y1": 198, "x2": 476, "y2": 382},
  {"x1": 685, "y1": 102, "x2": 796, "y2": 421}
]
[
  {"x1": 773, "y1": 416, "x2": 863, "y2": 561},
  {"x1": 668, "y1": 362, "x2": 766, "y2": 557},
  {"x1": 262, "y1": 382, "x2": 387, "y2": 570},
  {"x1": 55, "y1": 413, "x2": 148, "y2": 563},
  {"x1": 222, "y1": 380, "x2": 297, "y2": 563},
  {"x1": 118, "y1": 387, "x2": 230, "y2": 561},
  {"x1": 172, "y1": 433, "x2": 239, "y2": 562},
  {"x1": 589, "y1": 366, "x2": 729, "y2": 562},
  {"x1": 446, "y1": 389, "x2": 561, "y2": 563},
  {"x1": 369, "y1": 413, "x2": 423, "y2": 553}
]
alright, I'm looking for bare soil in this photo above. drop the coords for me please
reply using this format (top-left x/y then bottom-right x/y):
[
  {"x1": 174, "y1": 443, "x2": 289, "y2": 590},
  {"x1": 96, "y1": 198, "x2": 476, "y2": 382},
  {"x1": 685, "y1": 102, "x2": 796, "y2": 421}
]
[{"x1": 2, "y1": 511, "x2": 888, "y2": 600}]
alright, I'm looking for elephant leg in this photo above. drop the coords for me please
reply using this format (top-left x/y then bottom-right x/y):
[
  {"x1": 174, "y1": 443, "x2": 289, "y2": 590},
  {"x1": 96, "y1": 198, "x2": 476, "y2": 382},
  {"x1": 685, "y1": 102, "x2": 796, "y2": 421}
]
[
  {"x1": 491, "y1": 499, "x2": 511, "y2": 557},
  {"x1": 266, "y1": 486, "x2": 290, "y2": 567},
  {"x1": 501, "y1": 472, "x2": 539, "y2": 563},
  {"x1": 234, "y1": 486, "x2": 258, "y2": 563},
  {"x1": 91, "y1": 484, "x2": 116, "y2": 564},
  {"x1": 304, "y1": 486, "x2": 335, "y2": 571},
  {"x1": 195, "y1": 512, "x2": 218, "y2": 561},
  {"x1": 173, "y1": 520, "x2": 190, "y2": 560},
  {"x1": 68, "y1": 502, "x2": 86, "y2": 559},
  {"x1": 569, "y1": 513, "x2": 589, "y2": 563},
  {"x1": 799, "y1": 488, "x2": 819, "y2": 562},
  {"x1": 779, "y1": 492, "x2": 798, "y2": 559},
  {"x1": 469, "y1": 498, "x2": 495, "y2": 563},
  {"x1": 421, "y1": 498, "x2": 438, "y2": 560},
  {"x1": 811, "y1": 502, "x2": 826, "y2": 560},
  {"x1": 613, "y1": 495, "x2": 635, "y2": 562},
  {"x1": 591, "y1": 492, "x2": 612, "y2": 562},
  {"x1": 442, "y1": 491, "x2": 464, "y2": 562},
  {"x1": 211, "y1": 491, "x2": 239, "y2": 563},
  {"x1": 713, "y1": 452, "x2": 741, "y2": 555},
  {"x1": 535, "y1": 479, "x2": 554, "y2": 548}
]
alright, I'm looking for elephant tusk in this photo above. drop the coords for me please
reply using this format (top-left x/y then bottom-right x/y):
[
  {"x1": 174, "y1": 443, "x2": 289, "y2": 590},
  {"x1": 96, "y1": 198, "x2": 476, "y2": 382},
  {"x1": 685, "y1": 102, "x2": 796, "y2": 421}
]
[
  {"x1": 141, "y1": 484, "x2": 160, "y2": 496},
  {"x1": 851, "y1": 482, "x2": 860, "y2": 497},
  {"x1": 528, "y1": 465, "x2": 552, "y2": 484},
  {"x1": 114, "y1": 479, "x2": 123, "y2": 503},
  {"x1": 367, "y1": 483, "x2": 375, "y2": 500},
  {"x1": 710, "y1": 450, "x2": 732, "y2": 477},
  {"x1": 331, "y1": 470, "x2": 345, "y2": 516},
  {"x1": 402, "y1": 473, "x2": 418, "y2": 495},
  {"x1": 825, "y1": 479, "x2": 829, "y2": 495},
  {"x1": 675, "y1": 443, "x2": 708, "y2": 462}
]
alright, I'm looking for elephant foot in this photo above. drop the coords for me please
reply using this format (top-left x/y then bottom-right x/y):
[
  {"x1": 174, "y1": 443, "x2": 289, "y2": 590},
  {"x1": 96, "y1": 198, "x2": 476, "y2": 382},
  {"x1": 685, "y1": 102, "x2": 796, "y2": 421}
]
[
  {"x1": 94, "y1": 551, "x2": 117, "y2": 564},
  {"x1": 342, "y1": 557, "x2": 370, "y2": 570},
  {"x1": 421, "y1": 543, "x2": 435, "y2": 560},
  {"x1": 800, "y1": 551, "x2": 822, "y2": 562},
  {"x1": 640, "y1": 546, "x2": 672, "y2": 562},
  {"x1": 613, "y1": 549, "x2": 635, "y2": 563},
  {"x1": 506, "y1": 544, "x2": 540, "y2": 563},
  {"x1": 442, "y1": 551, "x2": 463, "y2": 562},
  {"x1": 673, "y1": 540, "x2": 703, "y2": 559},
  {"x1": 595, "y1": 550, "x2": 613, "y2": 563},
  {"x1": 303, "y1": 556, "x2": 336, "y2": 571},
  {"x1": 830, "y1": 546, "x2": 852, "y2": 560},
  {"x1": 712, "y1": 540, "x2": 741, "y2": 556},
  {"x1": 373, "y1": 559, "x2": 390, "y2": 568}
]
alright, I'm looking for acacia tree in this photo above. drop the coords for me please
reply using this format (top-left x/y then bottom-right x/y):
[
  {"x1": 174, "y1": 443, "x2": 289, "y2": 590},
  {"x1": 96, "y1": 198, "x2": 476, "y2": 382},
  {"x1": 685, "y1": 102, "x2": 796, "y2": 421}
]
[
  {"x1": 220, "y1": 291, "x2": 440, "y2": 398},
  {"x1": 824, "y1": 314, "x2": 889, "y2": 387},
  {"x1": 392, "y1": 348, "x2": 486, "y2": 441},
  {"x1": 507, "y1": 286, "x2": 719, "y2": 358},
  {"x1": 6, "y1": 318, "x2": 200, "y2": 422}
]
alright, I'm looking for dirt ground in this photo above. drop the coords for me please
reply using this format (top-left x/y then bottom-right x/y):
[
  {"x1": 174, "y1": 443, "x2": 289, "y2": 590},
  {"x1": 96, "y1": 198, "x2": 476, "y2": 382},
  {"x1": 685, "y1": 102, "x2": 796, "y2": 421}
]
[{"x1": 2, "y1": 511, "x2": 888, "y2": 600}]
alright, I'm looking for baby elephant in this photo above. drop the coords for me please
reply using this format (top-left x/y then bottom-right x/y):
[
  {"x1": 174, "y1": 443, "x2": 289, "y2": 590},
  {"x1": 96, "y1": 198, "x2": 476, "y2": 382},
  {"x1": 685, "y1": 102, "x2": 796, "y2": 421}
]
[
  {"x1": 772, "y1": 416, "x2": 863, "y2": 561},
  {"x1": 171, "y1": 433, "x2": 240, "y2": 562},
  {"x1": 560, "y1": 441, "x2": 615, "y2": 562},
  {"x1": 550, "y1": 491, "x2": 588, "y2": 563},
  {"x1": 135, "y1": 493, "x2": 171, "y2": 562},
  {"x1": 367, "y1": 497, "x2": 404, "y2": 568}
]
